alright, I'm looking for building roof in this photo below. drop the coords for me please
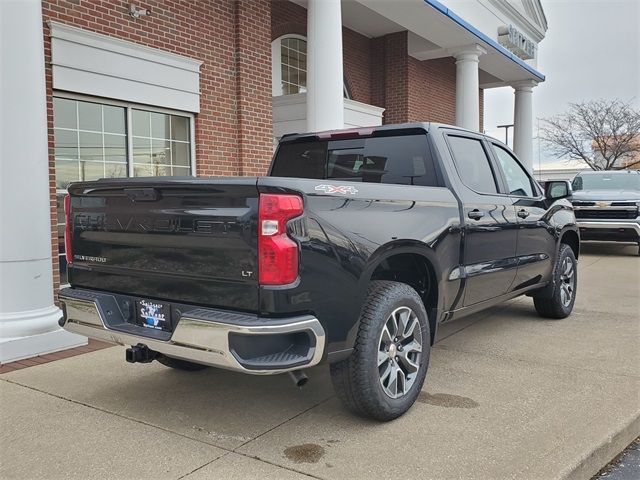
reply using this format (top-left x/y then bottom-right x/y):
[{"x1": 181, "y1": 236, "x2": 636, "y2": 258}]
[
  {"x1": 331, "y1": 0, "x2": 547, "y2": 87},
  {"x1": 424, "y1": 0, "x2": 545, "y2": 82}
]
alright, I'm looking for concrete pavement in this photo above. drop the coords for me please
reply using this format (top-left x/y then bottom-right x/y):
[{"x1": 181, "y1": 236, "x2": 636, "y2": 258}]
[{"x1": 1, "y1": 243, "x2": 638, "y2": 479}]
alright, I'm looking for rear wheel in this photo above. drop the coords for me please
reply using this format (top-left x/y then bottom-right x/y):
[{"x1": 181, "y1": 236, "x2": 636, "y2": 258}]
[
  {"x1": 156, "y1": 355, "x2": 209, "y2": 371},
  {"x1": 330, "y1": 281, "x2": 430, "y2": 421},
  {"x1": 533, "y1": 244, "x2": 577, "y2": 319}
]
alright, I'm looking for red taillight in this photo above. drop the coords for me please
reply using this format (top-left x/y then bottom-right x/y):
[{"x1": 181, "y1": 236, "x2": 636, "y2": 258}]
[
  {"x1": 64, "y1": 194, "x2": 73, "y2": 265},
  {"x1": 258, "y1": 194, "x2": 303, "y2": 285}
]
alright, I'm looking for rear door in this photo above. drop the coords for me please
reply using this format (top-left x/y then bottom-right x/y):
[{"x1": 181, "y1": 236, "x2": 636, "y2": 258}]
[
  {"x1": 444, "y1": 133, "x2": 519, "y2": 306},
  {"x1": 67, "y1": 178, "x2": 260, "y2": 311},
  {"x1": 489, "y1": 142, "x2": 555, "y2": 289}
]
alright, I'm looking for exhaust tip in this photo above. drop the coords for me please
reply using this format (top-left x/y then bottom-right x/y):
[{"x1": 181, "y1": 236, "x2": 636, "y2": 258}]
[{"x1": 288, "y1": 370, "x2": 308, "y2": 388}]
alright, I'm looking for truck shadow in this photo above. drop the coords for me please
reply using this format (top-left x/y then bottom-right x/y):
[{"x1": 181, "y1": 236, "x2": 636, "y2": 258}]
[
  {"x1": 79, "y1": 278, "x2": 611, "y2": 441},
  {"x1": 82, "y1": 300, "x2": 541, "y2": 437}
]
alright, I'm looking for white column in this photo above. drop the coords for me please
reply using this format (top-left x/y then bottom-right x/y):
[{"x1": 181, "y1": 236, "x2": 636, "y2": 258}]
[
  {"x1": 512, "y1": 80, "x2": 538, "y2": 171},
  {"x1": 306, "y1": 0, "x2": 344, "y2": 132},
  {"x1": 453, "y1": 45, "x2": 486, "y2": 132},
  {"x1": 0, "y1": 0, "x2": 85, "y2": 363}
]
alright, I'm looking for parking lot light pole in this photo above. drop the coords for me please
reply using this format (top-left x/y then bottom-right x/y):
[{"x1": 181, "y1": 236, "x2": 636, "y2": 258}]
[{"x1": 497, "y1": 124, "x2": 514, "y2": 147}]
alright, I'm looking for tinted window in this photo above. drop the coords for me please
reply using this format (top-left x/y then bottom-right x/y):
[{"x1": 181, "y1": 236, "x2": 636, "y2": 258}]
[
  {"x1": 271, "y1": 134, "x2": 439, "y2": 186},
  {"x1": 492, "y1": 144, "x2": 535, "y2": 197},
  {"x1": 447, "y1": 136, "x2": 497, "y2": 193}
]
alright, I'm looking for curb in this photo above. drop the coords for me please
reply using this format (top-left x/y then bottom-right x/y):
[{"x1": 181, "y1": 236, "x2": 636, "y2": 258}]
[{"x1": 563, "y1": 412, "x2": 640, "y2": 480}]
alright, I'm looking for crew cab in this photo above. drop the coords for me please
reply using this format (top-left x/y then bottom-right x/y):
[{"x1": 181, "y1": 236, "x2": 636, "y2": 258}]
[
  {"x1": 569, "y1": 170, "x2": 640, "y2": 255},
  {"x1": 59, "y1": 123, "x2": 580, "y2": 420}
]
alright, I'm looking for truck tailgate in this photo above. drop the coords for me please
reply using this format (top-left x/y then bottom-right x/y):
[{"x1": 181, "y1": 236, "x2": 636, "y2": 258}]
[{"x1": 66, "y1": 177, "x2": 259, "y2": 312}]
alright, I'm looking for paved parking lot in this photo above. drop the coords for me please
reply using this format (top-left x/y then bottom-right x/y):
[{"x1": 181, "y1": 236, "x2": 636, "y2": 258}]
[{"x1": 1, "y1": 243, "x2": 638, "y2": 480}]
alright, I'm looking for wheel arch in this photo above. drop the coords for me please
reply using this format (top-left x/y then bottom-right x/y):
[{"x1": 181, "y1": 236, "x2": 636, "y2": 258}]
[
  {"x1": 559, "y1": 228, "x2": 580, "y2": 259},
  {"x1": 354, "y1": 242, "x2": 443, "y2": 346}
]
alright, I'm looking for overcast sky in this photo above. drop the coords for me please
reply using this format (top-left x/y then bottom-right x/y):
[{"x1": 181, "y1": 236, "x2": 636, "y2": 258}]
[{"x1": 484, "y1": 0, "x2": 640, "y2": 167}]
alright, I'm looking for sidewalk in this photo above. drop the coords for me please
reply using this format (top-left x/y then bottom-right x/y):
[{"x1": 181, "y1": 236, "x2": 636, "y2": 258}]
[{"x1": 1, "y1": 243, "x2": 638, "y2": 479}]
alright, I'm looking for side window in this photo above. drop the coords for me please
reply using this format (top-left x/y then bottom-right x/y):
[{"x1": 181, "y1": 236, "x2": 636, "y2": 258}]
[
  {"x1": 571, "y1": 176, "x2": 583, "y2": 191},
  {"x1": 271, "y1": 141, "x2": 328, "y2": 179},
  {"x1": 447, "y1": 136, "x2": 498, "y2": 194},
  {"x1": 491, "y1": 144, "x2": 534, "y2": 197}
]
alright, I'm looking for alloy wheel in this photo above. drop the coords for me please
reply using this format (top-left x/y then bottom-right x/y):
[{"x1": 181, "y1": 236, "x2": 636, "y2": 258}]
[
  {"x1": 377, "y1": 306, "x2": 423, "y2": 399},
  {"x1": 559, "y1": 256, "x2": 575, "y2": 307}
]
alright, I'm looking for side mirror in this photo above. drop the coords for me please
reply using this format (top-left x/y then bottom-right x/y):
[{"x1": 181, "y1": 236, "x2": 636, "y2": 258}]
[{"x1": 545, "y1": 180, "x2": 572, "y2": 200}]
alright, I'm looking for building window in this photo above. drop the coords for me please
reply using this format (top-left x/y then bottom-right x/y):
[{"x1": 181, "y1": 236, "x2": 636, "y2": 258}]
[
  {"x1": 271, "y1": 35, "x2": 350, "y2": 98},
  {"x1": 132, "y1": 109, "x2": 191, "y2": 177},
  {"x1": 53, "y1": 95, "x2": 195, "y2": 284},
  {"x1": 280, "y1": 37, "x2": 307, "y2": 95},
  {"x1": 53, "y1": 98, "x2": 128, "y2": 189}
]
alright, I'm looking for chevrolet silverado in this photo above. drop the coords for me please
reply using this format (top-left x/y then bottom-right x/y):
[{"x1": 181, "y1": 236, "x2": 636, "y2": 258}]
[
  {"x1": 569, "y1": 170, "x2": 640, "y2": 255},
  {"x1": 59, "y1": 123, "x2": 580, "y2": 420}
]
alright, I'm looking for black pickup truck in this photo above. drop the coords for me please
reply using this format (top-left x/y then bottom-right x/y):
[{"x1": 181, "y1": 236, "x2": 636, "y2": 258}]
[{"x1": 59, "y1": 123, "x2": 579, "y2": 420}]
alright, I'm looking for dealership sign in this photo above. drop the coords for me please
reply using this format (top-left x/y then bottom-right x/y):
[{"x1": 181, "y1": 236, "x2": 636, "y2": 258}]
[{"x1": 498, "y1": 25, "x2": 536, "y2": 60}]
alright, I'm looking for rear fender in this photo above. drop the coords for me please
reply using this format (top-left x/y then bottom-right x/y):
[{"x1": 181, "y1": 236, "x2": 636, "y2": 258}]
[{"x1": 343, "y1": 241, "x2": 445, "y2": 350}]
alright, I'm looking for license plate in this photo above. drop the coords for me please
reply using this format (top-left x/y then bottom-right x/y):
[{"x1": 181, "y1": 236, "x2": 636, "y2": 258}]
[{"x1": 136, "y1": 299, "x2": 172, "y2": 331}]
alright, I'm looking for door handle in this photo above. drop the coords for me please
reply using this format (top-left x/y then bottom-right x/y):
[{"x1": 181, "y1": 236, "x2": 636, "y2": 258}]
[
  {"x1": 517, "y1": 209, "x2": 530, "y2": 219},
  {"x1": 467, "y1": 209, "x2": 485, "y2": 220}
]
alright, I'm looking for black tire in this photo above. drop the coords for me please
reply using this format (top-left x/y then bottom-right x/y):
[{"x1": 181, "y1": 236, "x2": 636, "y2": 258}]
[
  {"x1": 330, "y1": 281, "x2": 430, "y2": 421},
  {"x1": 533, "y1": 244, "x2": 577, "y2": 319},
  {"x1": 156, "y1": 355, "x2": 209, "y2": 371}
]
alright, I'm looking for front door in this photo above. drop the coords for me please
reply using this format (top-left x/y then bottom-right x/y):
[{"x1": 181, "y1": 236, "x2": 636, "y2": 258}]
[{"x1": 445, "y1": 134, "x2": 519, "y2": 306}]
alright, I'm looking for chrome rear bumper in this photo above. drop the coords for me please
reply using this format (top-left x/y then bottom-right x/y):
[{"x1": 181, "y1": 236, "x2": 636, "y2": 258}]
[{"x1": 59, "y1": 288, "x2": 325, "y2": 375}]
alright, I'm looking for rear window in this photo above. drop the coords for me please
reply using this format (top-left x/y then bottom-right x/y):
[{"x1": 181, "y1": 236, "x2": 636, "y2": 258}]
[{"x1": 271, "y1": 134, "x2": 440, "y2": 187}]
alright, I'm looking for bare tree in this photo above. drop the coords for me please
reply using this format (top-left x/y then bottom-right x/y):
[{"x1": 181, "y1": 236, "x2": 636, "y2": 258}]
[{"x1": 540, "y1": 99, "x2": 640, "y2": 170}]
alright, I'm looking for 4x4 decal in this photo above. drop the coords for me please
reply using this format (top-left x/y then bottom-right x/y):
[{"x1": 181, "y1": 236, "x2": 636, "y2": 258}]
[{"x1": 314, "y1": 184, "x2": 359, "y2": 195}]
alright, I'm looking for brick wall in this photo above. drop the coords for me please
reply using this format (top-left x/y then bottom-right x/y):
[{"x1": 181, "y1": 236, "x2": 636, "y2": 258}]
[
  {"x1": 408, "y1": 57, "x2": 457, "y2": 125},
  {"x1": 370, "y1": 36, "x2": 385, "y2": 110},
  {"x1": 42, "y1": 0, "x2": 273, "y2": 300},
  {"x1": 236, "y1": 0, "x2": 273, "y2": 176},
  {"x1": 271, "y1": 0, "x2": 305, "y2": 38},
  {"x1": 372, "y1": 32, "x2": 458, "y2": 126},
  {"x1": 381, "y1": 32, "x2": 410, "y2": 124}
]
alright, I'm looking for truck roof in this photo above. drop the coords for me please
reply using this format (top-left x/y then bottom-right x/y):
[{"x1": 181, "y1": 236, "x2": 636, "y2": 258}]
[{"x1": 278, "y1": 122, "x2": 487, "y2": 143}]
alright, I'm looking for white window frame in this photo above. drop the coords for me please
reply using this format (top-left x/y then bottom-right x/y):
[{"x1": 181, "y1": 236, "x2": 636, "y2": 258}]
[
  {"x1": 53, "y1": 92, "x2": 197, "y2": 287},
  {"x1": 272, "y1": 34, "x2": 308, "y2": 97},
  {"x1": 271, "y1": 34, "x2": 351, "y2": 98},
  {"x1": 53, "y1": 91, "x2": 197, "y2": 182}
]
